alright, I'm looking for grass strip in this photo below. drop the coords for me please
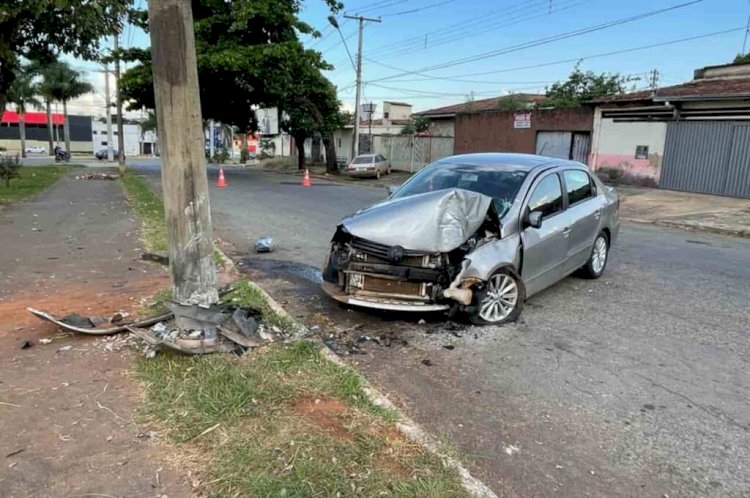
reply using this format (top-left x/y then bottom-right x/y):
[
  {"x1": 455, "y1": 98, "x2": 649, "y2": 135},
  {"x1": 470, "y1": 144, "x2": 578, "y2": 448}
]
[
  {"x1": 120, "y1": 172, "x2": 167, "y2": 253},
  {"x1": 136, "y1": 340, "x2": 469, "y2": 497},
  {"x1": 0, "y1": 165, "x2": 68, "y2": 205}
]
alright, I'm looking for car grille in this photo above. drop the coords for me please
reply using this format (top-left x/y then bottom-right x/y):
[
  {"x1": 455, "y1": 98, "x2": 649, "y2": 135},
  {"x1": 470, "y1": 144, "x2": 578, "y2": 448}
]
[
  {"x1": 350, "y1": 237, "x2": 429, "y2": 267},
  {"x1": 361, "y1": 276, "x2": 423, "y2": 296}
]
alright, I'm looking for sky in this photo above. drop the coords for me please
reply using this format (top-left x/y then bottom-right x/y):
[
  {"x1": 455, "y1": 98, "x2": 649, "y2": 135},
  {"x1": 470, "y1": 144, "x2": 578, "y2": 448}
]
[{"x1": 58, "y1": 0, "x2": 750, "y2": 120}]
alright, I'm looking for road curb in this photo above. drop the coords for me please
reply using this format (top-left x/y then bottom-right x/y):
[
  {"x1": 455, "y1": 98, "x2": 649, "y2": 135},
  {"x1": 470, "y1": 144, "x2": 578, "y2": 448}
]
[
  {"x1": 623, "y1": 217, "x2": 750, "y2": 238},
  {"x1": 243, "y1": 273, "x2": 497, "y2": 497}
]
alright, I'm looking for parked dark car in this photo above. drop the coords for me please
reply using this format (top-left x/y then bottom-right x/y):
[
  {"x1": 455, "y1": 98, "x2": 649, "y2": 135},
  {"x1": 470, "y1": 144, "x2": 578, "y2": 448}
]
[
  {"x1": 322, "y1": 153, "x2": 620, "y2": 325},
  {"x1": 95, "y1": 149, "x2": 122, "y2": 160}
]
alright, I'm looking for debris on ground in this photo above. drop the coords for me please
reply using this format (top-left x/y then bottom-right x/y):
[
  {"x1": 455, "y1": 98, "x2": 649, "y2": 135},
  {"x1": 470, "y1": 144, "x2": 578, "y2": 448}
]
[
  {"x1": 28, "y1": 307, "x2": 173, "y2": 335},
  {"x1": 110, "y1": 311, "x2": 129, "y2": 323},
  {"x1": 19, "y1": 340, "x2": 32, "y2": 350},
  {"x1": 255, "y1": 236, "x2": 274, "y2": 253},
  {"x1": 75, "y1": 173, "x2": 118, "y2": 181},
  {"x1": 421, "y1": 359, "x2": 433, "y2": 366},
  {"x1": 39, "y1": 338, "x2": 53, "y2": 345},
  {"x1": 57, "y1": 345, "x2": 73, "y2": 352},
  {"x1": 140, "y1": 252, "x2": 169, "y2": 265},
  {"x1": 427, "y1": 320, "x2": 468, "y2": 337},
  {"x1": 443, "y1": 344, "x2": 455, "y2": 350},
  {"x1": 128, "y1": 301, "x2": 275, "y2": 355}
]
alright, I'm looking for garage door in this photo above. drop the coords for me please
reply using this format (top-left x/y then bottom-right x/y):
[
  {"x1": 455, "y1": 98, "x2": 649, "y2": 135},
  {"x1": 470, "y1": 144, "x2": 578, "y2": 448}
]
[{"x1": 661, "y1": 122, "x2": 750, "y2": 198}]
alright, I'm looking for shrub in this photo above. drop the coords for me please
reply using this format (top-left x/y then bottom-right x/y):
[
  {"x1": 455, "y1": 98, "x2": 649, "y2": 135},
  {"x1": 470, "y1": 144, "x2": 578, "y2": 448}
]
[
  {"x1": 239, "y1": 149, "x2": 249, "y2": 163},
  {"x1": 0, "y1": 155, "x2": 22, "y2": 187}
]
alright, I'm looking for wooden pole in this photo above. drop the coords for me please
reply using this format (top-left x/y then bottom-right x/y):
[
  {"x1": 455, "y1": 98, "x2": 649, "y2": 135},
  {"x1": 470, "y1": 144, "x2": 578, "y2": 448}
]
[
  {"x1": 148, "y1": 0, "x2": 218, "y2": 307},
  {"x1": 114, "y1": 33, "x2": 126, "y2": 172}
]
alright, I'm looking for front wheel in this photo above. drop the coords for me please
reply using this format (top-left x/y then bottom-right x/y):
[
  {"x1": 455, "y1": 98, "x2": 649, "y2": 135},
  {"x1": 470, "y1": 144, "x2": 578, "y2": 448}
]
[
  {"x1": 580, "y1": 232, "x2": 609, "y2": 279},
  {"x1": 469, "y1": 268, "x2": 525, "y2": 325},
  {"x1": 375, "y1": 169, "x2": 381, "y2": 179}
]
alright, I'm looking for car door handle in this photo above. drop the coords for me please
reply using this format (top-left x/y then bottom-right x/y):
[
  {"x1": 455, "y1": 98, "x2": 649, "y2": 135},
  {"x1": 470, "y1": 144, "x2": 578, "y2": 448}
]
[
  {"x1": 594, "y1": 209, "x2": 601, "y2": 219},
  {"x1": 562, "y1": 227, "x2": 571, "y2": 238}
]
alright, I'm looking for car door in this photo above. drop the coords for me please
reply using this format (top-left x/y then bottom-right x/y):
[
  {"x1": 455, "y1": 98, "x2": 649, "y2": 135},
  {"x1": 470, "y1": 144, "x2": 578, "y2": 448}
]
[
  {"x1": 376, "y1": 155, "x2": 386, "y2": 173},
  {"x1": 520, "y1": 172, "x2": 569, "y2": 296},
  {"x1": 562, "y1": 170, "x2": 604, "y2": 273}
]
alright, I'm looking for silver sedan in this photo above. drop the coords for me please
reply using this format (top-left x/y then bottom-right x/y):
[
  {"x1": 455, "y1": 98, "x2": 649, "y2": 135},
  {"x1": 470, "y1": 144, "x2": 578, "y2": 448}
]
[
  {"x1": 322, "y1": 153, "x2": 620, "y2": 325},
  {"x1": 345, "y1": 154, "x2": 391, "y2": 179}
]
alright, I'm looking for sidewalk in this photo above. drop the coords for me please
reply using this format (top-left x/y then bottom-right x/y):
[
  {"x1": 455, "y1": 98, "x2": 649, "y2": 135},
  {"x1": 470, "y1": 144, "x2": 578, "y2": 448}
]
[
  {"x1": 0, "y1": 169, "x2": 186, "y2": 497},
  {"x1": 617, "y1": 186, "x2": 750, "y2": 238}
]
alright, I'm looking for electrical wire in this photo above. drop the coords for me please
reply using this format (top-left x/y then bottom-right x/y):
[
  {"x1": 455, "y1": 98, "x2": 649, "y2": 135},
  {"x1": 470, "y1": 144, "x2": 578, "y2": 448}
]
[
  {"x1": 365, "y1": 0, "x2": 707, "y2": 83},
  {"x1": 378, "y1": 0, "x2": 458, "y2": 17}
]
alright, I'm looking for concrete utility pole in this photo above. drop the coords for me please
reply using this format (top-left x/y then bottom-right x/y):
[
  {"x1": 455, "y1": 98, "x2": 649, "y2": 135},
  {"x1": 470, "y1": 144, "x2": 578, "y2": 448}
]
[
  {"x1": 649, "y1": 69, "x2": 660, "y2": 90},
  {"x1": 209, "y1": 119, "x2": 215, "y2": 159},
  {"x1": 103, "y1": 64, "x2": 114, "y2": 162},
  {"x1": 344, "y1": 14, "x2": 381, "y2": 160},
  {"x1": 114, "y1": 33, "x2": 126, "y2": 172},
  {"x1": 148, "y1": 0, "x2": 218, "y2": 307}
]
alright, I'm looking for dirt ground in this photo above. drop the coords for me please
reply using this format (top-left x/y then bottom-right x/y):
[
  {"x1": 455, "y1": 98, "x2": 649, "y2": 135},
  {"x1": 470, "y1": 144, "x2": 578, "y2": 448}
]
[{"x1": 0, "y1": 171, "x2": 189, "y2": 497}]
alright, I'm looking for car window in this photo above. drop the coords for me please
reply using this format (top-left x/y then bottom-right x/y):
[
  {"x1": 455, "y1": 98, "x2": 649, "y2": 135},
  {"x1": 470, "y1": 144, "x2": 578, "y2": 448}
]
[
  {"x1": 527, "y1": 174, "x2": 563, "y2": 218},
  {"x1": 352, "y1": 156, "x2": 373, "y2": 164},
  {"x1": 564, "y1": 170, "x2": 594, "y2": 205},
  {"x1": 378, "y1": 155, "x2": 386, "y2": 162}
]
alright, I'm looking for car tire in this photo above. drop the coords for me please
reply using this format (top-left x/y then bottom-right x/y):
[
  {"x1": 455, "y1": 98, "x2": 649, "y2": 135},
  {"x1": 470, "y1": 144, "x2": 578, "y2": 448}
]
[
  {"x1": 580, "y1": 232, "x2": 609, "y2": 279},
  {"x1": 386, "y1": 165, "x2": 391, "y2": 175},
  {"x1": 468, "y1": 268, "x2": 525, "y2": 326},
  {"x1": 375, "y1": 169, "x2": 381, "y2": 179}
]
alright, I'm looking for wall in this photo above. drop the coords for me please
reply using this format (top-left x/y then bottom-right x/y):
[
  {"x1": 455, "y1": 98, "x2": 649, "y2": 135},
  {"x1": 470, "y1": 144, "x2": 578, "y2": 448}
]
[
  {"x1": 0, "y1": 115, "x2": 92, "y2": 153},
  {"x1": 454, "y1": 108, "x2": 593, "y2": 154},
  {"x1": 91, "y1": 121, "x2": 141, "y2": 156},
  {"x1": 383, "y1": 102, "x2": 411, "y2": 121},
  {"x1": 590, "y1": 108, "x2": 666, "y2": 184},
  {"x1": 427, "y1": 118, "x2": 455, "y2": 137}
]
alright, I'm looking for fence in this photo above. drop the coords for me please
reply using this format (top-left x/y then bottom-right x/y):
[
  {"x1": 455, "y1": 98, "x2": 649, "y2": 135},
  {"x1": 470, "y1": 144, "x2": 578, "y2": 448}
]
[{"x1": 368, "y1": 134, "x2": 454, "y2": 172}]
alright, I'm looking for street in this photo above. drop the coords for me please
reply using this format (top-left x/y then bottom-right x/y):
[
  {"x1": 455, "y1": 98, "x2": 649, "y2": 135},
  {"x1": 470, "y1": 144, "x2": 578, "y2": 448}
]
[{"x1": 133, "y1": 163, "x2": 750, "y2": 497}]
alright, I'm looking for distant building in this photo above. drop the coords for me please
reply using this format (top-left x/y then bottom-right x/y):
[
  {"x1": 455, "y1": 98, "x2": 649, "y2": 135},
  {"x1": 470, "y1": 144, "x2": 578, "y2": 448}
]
[
  {"x1": 91, "y1": 119, "x2": 141, "y2": 156},
  {"x1": 589, "y1": 62, "x2": 750, "y2": 198},
  {"x1": 0, "y1": 111, "x2": 92, "y2": 153}
]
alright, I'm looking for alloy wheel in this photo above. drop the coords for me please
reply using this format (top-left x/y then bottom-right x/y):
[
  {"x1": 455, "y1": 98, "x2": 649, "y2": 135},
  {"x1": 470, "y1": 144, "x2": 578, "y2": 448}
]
[
  {"x1": 591, "y1": 236, "x2": 607, "y2": 275},
  {"x1": 478, "y1": 273, "x2": 519, "y2": 323}
]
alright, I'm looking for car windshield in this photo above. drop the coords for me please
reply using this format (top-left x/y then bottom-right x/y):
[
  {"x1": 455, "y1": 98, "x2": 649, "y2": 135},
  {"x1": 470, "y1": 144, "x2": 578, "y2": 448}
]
[
  {"x1": 352, "y1": 156, "x2": 374, "y2": 164},
  {"x1": 391, "y1": 162, "x2": 528, "y2": 217}
]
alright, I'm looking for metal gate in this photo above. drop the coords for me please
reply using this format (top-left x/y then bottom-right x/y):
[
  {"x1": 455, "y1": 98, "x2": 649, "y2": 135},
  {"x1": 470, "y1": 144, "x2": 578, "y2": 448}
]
[
  {"x1": 536, "y1": 131, "x2": 591, "y2": 163},
  {"x1": 661, "y1": 122, "x2": 750, "y2": 198}
]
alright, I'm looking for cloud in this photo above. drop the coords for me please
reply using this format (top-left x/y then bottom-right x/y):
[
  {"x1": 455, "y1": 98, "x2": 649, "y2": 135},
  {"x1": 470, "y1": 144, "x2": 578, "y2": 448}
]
[{"x1": 65, "y1": 69, "x2": 142, "y2": 120}]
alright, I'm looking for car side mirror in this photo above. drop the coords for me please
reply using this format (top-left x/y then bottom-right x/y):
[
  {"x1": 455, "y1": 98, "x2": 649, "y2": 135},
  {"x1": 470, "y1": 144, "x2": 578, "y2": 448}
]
[
  {"x1": 525, "y1": 210, "x2": 543, "y2": 229},
  {"x1": 386, "y1": 184, "x2": 400, "y2": 196}
]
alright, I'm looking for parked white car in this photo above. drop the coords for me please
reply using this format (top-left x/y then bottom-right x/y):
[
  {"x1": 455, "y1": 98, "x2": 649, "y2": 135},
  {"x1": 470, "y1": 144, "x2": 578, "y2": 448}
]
[
  {"x1": 346, "y1": 154, "x2": 391, "y2": 179},
  {"x1": 25, "y1": 146, "x2": 47, "y2": 154}
]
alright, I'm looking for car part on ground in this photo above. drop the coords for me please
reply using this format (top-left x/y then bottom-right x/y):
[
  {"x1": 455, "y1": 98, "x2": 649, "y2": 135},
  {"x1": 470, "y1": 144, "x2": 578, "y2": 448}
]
[{"x1": 321, "y1": 153, "x2": 620, "y2": 325}]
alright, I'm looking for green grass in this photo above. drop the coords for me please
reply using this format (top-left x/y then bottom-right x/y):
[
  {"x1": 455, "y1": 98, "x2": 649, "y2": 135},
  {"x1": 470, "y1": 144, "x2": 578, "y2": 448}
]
[
  {"x1": 136, "y1": 341, "x2": 468, "y2": 497},
  {"x1": 120, "y1": 172, "x2": 167, "y2": 252},
  {"x1": 222, "y1": 279, "x2": 299, "y2": 333},
  {"x1": 0, "y1": 165, "x2": 68, "y2": 205}
]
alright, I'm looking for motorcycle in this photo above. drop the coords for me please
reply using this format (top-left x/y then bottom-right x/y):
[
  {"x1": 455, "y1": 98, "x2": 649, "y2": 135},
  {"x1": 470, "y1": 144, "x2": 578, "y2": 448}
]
[{"x1": 54, "y1": 149, "x2": 70, "y2": 163}]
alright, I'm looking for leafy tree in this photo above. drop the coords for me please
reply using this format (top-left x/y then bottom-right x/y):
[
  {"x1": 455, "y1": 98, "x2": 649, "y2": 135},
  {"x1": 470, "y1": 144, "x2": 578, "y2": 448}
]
[
  {"x1": 544, "y1": 65, "x2": 632, "y2": 108},
  {"x1": 7, "y1": 68, "x2": 42, "y2": 158},
  {"x1": 44, "y1": 63, "x2": 94, "y2": 152},
  {"x1": 400, "y1": 115, "x2": 430, "y2": 135},
  {"x1": 733, "y1": 53, "x2": 750, "y2": 64},
  {"x1": 0, "y1": 1, "x2": 129, "y2": 112},
  {"x1": 119, "y1": 0, "x2": 341, "y2": 138},
  {"x1": 28, "y1": 61, "x2": 60, "y2": 153}
]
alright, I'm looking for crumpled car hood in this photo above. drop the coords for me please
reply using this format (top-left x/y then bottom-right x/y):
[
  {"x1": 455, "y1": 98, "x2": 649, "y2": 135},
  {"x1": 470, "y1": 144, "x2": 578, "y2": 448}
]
[{"x1": 340, "y1": 188, "x2": 494, "y2": 253}]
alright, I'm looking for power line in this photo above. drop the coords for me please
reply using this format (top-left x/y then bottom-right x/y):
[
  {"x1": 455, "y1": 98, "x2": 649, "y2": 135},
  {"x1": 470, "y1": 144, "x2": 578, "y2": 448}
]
[
  {"x1": 379, "y1": 0, "x2": 457, "y2": 17},
  {"x1": 366, "y1": 0, "x2": 707, "y2": 83}
]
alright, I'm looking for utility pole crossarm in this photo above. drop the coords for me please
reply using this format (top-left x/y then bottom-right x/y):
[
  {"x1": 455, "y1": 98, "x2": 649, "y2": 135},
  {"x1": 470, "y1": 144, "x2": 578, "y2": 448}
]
[{"x1": 342, "y1": 14, "x2": 381, "y2": 162}]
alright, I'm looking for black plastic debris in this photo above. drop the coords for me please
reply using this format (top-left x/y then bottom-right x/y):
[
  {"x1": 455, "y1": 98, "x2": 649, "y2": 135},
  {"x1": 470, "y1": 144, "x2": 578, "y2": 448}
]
[
  {"x1": 421, "y1": 359, "x2": 433, "y2": 366},
  {"x1": 20, "y1": 340, "x2": 32, "y2": 350},
  {"x1": 60, "y1": 314, "x2": 96, "y2": 328},
  {"x1": 140, "y1": 252, "x2": 169, "y2": 265},
  {"x1": 443, "y1": 344, "x2": 455, "y2": 350}
]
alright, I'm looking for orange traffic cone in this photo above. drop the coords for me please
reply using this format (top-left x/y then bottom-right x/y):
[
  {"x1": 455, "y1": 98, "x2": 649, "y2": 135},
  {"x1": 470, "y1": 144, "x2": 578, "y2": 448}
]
[
  {"x1": 302, "y1": 168, "x2": 312, "y2": 187},
  {"x1": 217, "y1": 167, "x2": 227, "y2": 187}
]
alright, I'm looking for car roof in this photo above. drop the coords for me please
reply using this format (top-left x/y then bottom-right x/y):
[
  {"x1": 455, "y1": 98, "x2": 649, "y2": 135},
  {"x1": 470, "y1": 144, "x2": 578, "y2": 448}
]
[
  {"x1": 354, "y1": 154, "x2": 377, "y2": 158},
  {"x1": 436, "y1": 152, "x2": 587, "y2": 172}
]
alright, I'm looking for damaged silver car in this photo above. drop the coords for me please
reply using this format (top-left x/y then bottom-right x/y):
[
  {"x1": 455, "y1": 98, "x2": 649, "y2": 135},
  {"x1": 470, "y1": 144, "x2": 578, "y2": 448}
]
[{"x1": 322, "y1": 153, "x2": 620, "y2": 325}]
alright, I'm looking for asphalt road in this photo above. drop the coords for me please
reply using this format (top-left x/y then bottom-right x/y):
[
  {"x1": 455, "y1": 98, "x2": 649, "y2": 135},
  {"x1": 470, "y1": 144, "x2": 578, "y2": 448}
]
[{"x1": 133, "y1": 164, "x2": 750, "y2": 497}]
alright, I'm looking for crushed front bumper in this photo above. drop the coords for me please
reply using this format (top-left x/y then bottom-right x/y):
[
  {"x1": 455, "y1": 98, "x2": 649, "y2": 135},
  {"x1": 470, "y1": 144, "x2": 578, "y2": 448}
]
[{"x1": 321, "y1": 282, "x2": 450, "y2": 312}]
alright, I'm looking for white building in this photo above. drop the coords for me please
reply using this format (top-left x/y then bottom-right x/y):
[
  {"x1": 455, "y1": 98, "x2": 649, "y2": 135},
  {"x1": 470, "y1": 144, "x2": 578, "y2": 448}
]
[{"x1": 91, "y1": 119, "x2": 141, "y2": 156}]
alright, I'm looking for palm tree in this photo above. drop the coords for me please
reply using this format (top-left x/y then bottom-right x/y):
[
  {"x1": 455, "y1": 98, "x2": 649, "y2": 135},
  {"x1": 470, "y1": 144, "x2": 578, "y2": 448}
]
[
  {"x1": 7, "y1": 69, "x2": 42, "y2": 158},
  {"x1": 32, "y1": 62, "x2": 60, "y2": 155},
  {"x1": 46, "y1": 63, "x2": 93, "y2": 153}
]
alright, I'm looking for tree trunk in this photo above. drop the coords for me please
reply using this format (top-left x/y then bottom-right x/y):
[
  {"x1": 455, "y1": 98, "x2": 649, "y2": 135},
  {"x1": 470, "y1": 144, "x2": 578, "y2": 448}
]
[
  {"x1": 62, "y1": 100, "x2": 71, "y2": 154},
  {"x1": 294, "y1": 134, "x2": 306, "y2": 170},
  {"x1": 19, "y1": 114, "x2": 26, "y2": 158},
  {"x1": 149, "y1": 0, "x2": 218, "y2": 308},
  {"x1": 240, "y1": 132, "x2": 248, "y2": 161},
  {"x1": 46, "y1": 100, "x2": 54, "y2": 154},
  {"x1": 311, "y1": 136, "x2": 321, "y2": 163},
  {"x1": 323, "y1": 135, "x2": 337, "y2": 174}
]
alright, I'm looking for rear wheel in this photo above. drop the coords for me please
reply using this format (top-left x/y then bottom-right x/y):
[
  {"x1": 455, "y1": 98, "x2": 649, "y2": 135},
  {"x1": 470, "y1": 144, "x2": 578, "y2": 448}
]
[
  {"x1": 375, "y1": 169, "x2": 381, "y2": 179},
  {"x1": 580, "y1": 232, "x2": 609, "y2": 279},
  {"x1": 469, "y1": 268, "x2": 525, "y2": 325}
]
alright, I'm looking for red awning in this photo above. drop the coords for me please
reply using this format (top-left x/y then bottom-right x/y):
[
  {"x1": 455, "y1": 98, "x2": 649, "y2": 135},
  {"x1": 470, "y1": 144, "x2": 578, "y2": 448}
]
[{"x1": 1, "y1": 111, "x2": 64, "y2": 125}]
